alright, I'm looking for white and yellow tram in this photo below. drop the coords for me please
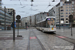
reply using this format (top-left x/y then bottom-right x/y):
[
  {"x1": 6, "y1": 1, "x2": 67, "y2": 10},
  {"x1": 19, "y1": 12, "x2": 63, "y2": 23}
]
[{"x1": 36, "y1": 16, "x2": 56, "y2": 33}]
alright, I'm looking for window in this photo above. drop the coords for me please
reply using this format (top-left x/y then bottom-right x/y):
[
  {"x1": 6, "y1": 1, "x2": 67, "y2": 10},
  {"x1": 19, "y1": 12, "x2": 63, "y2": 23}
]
[
  {"x1": 66, "y1": 18, "x2": 68, "y2": 20},
  {"x1": 72, "y1": 1, "x2": 74, "y2": 4},
  {"x1": 66, "y1": 21, "x2": 68, "y2": 23},
  {"x1": 69, "y1": 4, "x2": 71, "y2": 5},
  {"x1": 66, "y1": 4, "x2": 68, "y2": 5},
  {"x1": 69, "y1": 13, "x2": 70, "y2": 14},
  {"x1": 61, "y1": 10, "x2": 63, "y2": 11},
  {"x1": 56, "y1": 22, "x2": 59, "y2": 23},
  {"x1": 61, "y1": 16, "x2": 63, "y2": 17},
  {"x1": 66, "y1": 10, "x2": 68, "y2": 11},
  {"x1": 66, "y1": 13, "x2": 68, "y2": 14},
  {"x1": 61, "y1": 13, "x2": 63, "y2": 14},
  {"x1": 61, "y1": 18, "x2": 64, "y2": 20}
]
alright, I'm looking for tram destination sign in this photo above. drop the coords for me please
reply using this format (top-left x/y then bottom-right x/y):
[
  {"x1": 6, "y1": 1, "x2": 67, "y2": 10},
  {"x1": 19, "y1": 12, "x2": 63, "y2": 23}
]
[{"x1": 47, "y1": 18, "x2": 55, "y2": 20}]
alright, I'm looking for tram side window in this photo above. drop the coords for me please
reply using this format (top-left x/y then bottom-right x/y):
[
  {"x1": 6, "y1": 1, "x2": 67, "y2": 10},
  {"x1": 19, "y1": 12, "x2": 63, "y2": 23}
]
[
  {"x1": 46, "y1": 21, "x2": 50, "y2": 28},
  {"x1": 41, "y1": 21, "x2": 46, "y2": 27}
]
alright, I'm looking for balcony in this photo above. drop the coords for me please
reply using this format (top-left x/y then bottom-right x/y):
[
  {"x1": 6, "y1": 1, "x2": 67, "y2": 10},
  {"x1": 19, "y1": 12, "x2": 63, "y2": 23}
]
[
  {"x1": 0, "y1": 10, "x2": 12, "y2": 18},
  {"x1": 0, "y1": 15, "x2": 4, "y2": 18},
  {"x1": 0, "y1": 19, "x2": 4, "y2": 21},
  {"x1": 6, "y1": 23, "x2": 11, "y2": 25}
]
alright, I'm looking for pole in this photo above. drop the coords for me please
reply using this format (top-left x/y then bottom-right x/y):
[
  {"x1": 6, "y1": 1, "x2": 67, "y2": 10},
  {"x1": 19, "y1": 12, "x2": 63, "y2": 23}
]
[
  {"x1": 73, "y1": 44, "x2": 75, "y2": 50},
  {"x1": 71, "y1": 23, "x2": 73, "y2": 36},
  {"x1": 13, "y1": 10, "x2": 15, "y2": 40},
  {"x1": 59, "y1": 7, "x2": 60, "y2": 29},
  {"x1": 35, "y1": 15, "x2": 36, "y2": 27},
  {"x1": 17, "y1": 23, "x2": 19, "y2": 35},
  {"x1": 30, "y1": 16, "x2": 31, "y2": 26},
  {"x1": 4, "y1": 6, "x2": 6, "y2": 30}
]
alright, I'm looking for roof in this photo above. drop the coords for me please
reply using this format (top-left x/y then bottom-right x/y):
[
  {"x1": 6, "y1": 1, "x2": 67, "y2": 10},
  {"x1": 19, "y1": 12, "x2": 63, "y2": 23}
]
[{"x1": 36, "y1": 16, "x2": 55, "y2": 24}]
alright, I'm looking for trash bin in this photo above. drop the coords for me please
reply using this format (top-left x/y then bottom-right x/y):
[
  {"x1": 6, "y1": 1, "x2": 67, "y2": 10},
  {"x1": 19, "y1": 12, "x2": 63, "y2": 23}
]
[{"x1": 7, "y1": 26, "x2": 11, "y2": 30}]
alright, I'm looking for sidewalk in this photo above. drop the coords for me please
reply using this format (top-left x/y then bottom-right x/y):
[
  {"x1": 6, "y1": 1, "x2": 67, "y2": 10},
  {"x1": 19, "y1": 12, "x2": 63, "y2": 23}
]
[
  {"x1": 0, "y1": 29, "x2": 29, "y2": 50},
  {"x1": 56, "y1": 28, "x2": 75, "y2": 39}
]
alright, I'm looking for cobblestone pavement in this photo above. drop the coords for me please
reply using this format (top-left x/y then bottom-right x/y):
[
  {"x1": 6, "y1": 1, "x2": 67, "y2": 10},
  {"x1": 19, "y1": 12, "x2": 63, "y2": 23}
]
[
  {"x1": 33, "y1": 29, "x2": 74, "y2": 50},
  {"x1": 0, "y1": 28, "x2": 74, "y2": 50},
  {"x1": 0, "y1": 29, "x2": 29, "y2": 50},
  {"x1": 56, "y1": 28, "x2": 75, "y2": 39}
]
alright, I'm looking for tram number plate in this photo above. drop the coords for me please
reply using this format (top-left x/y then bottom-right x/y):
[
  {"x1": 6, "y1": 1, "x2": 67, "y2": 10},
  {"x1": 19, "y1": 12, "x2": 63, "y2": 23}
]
[{"x1": 52, "y1": 28, "x2": 53, "y2": 30}]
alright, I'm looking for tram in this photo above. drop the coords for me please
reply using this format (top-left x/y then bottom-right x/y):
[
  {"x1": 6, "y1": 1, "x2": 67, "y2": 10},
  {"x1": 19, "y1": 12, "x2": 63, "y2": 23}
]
[{"x1": 36, "y1": 16, "x2": 56, "y2": 33}]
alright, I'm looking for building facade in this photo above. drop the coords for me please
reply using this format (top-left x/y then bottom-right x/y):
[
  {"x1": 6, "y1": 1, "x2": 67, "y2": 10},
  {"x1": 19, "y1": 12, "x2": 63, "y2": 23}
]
[
  {"x1": 6, "y1": 8, "x2": 15, "y2": 21},
  {"x1": 60, "y1": 0, "x2": 72, "y2": 27},
  {"x1": 71, "y1": 0, "x2": 75, "y2": 27},
  {"x1": 56, "y1": 3, "x2": 60, "y2": 26},
  {"x1": 6, "y1": 8, "x2": 14, "y2": 16},
  {"x1": 48, "y1": 0, "x2": 75, "y2": 27},
  {"x1": 30, "y1": 15, "x2": 36, "y2": 27},
  {"x1": 0, "y1": 8, "x2": 13, "y2": 30},
  {"x1": 21, "y1": 17, "x2": 28, "y2": 27},
  {"x1": 35, "y1": 12, "x2": 48, "y2": 23},
  {"x1": 0, "y1": 0, "x2": 2, "y2": 8}
]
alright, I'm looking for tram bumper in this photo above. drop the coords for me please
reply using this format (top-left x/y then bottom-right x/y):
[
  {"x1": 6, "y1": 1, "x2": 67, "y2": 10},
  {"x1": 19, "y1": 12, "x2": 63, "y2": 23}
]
[{"x1": 44, "y1": 28, "x2": 56, "y2": 32}]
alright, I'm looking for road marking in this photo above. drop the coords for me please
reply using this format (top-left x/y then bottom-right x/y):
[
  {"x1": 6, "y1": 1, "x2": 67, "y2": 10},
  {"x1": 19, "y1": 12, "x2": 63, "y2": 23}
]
[
  {"x1": 30, "y1": 37, "x2": 36, "y2": 39},
  {"x1": 57, "y1": 36, "x2": 66, "y2": 38},
  {"x1": 55, "y1": 34, "x2": 75, "y2": 44},
  {"x1": 0, "y1": 37, "x2": 23, "y2": 40}
]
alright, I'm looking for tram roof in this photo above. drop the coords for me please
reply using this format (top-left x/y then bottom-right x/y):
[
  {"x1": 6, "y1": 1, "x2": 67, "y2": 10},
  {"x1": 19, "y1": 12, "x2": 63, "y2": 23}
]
[
  {"x1": 36, "y1": 16, "x2": 55, "y2": 24},
  {"x1": 46, "y1": 16, "x2": 55, "y2": 19}
]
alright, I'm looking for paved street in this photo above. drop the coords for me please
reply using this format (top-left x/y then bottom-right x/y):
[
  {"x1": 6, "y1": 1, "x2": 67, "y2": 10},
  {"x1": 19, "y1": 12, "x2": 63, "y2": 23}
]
[
  {"x1": 0, "y1": 28, "x2": 75, "y2": 50},
  {"x1": 56, "y1": 28, "x2": 75, "y2": 39}
]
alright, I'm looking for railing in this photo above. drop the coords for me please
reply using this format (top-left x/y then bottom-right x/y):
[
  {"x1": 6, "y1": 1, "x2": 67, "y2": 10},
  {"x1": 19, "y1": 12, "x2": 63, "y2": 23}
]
[{"x1": 0, "y1": 10, "x2": 12, "y2": 17}]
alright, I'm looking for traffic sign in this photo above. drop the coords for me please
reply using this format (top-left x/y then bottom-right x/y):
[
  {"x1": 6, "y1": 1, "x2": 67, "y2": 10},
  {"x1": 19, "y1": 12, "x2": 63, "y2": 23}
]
[
  {"x1": 11, "y1": 22, "x2": 16, "y2": 28},
  {"x1": 69, "y1": 15, "x2": 73, "y2": 23},
  {"x1": 16, "y1": 15, "x2": 21, "y2": 19},
  {"x1": 16, "y1": 20, "x2": 21, "y2": 23},
  {"x1": 69, "y1": 15, "x2": 73, "y2": 19},
  {"x1": 69, "y1": 20, "x2": 73, "y2": 23}
]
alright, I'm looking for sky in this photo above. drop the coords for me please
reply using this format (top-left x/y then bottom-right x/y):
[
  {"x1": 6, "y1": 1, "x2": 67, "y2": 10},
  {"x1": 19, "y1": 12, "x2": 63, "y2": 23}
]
[{"x1": 2, "y1": 0, "x2": 60, "y2": 18}]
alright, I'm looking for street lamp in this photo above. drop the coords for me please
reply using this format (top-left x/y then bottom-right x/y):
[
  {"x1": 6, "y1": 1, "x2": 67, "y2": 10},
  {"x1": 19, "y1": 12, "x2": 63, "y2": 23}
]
[
  {"x1": 61, "y1": 20, "x2": 64, "y2": 28},
  {"x1": 4, "y1": 6, "x2": 6, "y2": 30},
  {"x1": 59, "y1": 1, "x2": 63, "y2": 29}
]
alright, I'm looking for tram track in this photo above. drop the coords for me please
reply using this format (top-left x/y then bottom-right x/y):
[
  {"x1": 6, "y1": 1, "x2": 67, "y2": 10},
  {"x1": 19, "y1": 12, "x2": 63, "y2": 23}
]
[
  {"x1": 27, "y1": 28, "x2": 46, "y2": 50},
  {"x1": 27, "y1": 28, "x2": 75, "y2": 50},
  {"x1": 27, "y1": 28, "x2": 30, "y2": 50},
  {"x1": 47, "y1": 32, "x2": 75, "y2": 50},
  {"x1": 40, "y1": 31, "x2": 75, "y2": 44},
  {"x1": 36, "y1": 28, "x2": 75, "y2": 50},
  {"x1": 52, "y1": 33, "x2": 75, "y2": 44}
]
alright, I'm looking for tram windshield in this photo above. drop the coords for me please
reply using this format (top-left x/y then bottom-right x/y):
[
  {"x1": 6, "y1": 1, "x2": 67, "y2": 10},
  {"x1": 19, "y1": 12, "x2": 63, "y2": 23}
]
[{"x1": 46, "y1": 18, "x2": 56, "y2": 28}]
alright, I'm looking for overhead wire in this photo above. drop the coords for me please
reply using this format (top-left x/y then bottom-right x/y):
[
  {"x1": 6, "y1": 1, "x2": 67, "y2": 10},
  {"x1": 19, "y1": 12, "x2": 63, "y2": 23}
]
[{"x1": 3, "y1": 0, "x2": 56, "y2": 17}]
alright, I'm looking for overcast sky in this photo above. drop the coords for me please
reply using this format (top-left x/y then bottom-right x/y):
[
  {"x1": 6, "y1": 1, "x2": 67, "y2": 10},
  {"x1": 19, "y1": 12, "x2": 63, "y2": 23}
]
[{"x1": 2, "y1": 0, "x2": 60, "y2": 18}]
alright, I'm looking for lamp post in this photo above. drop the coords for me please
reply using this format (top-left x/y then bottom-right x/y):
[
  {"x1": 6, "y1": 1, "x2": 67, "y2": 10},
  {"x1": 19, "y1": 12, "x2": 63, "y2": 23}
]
[
  {"x1": 59, "y1": 1, "x2": 63, "y2": 29},
  {"x1": 59, "y1": 7, "x2": 60, "y2": 29},
  {"x1": 13, "y1": 10, "x2": 15, "y2": 40},
  {"x1": 4, "y1": 6, "x2": 6, "y2": 30}
]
